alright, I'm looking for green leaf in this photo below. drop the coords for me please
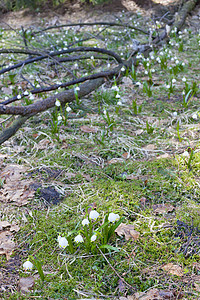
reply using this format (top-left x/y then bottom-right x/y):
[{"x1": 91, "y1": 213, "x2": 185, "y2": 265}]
[
  {"x1": 100, "y1": 244, "x2": 120, "y2": 252},
  {"x1": 34, "y1": 260, "x2": 45, "y2": 281}
]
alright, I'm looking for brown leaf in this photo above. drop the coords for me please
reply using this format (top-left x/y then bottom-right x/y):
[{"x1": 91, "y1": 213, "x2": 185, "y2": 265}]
[
  {"x1": 10, "y1": 224, "x2": 20, "y2": 232},
  {"x1": 162, "y1": 263, "x2": 183, "y2": 276},
  {"x1": 88, "y1": 202, "x2": 97, "y2": 213},
  {"x1": 140, "y1": 197, "x2": 147, "y2": 205},
  {"x1": 0, "y1": 221, "x2": 11, "y2": 230},
  {"x1": 153, "y1": 204, "x2": 175, "y2": 214},
  {"x1": 80, "y1": 125, "x2": 98, "y2": 133},
  {"x1": 65, "y1": 172, "x2": 77, "y2": 179},
  {"x1": 122, "y1": 152, "x2": 131, "y2": 159},
  {"x1": 142, "y1": 144, "x2": 156, "y2": 151},
  {"x1": 108, "y1": 158, "x2": 124, "y2": 164},
  {"x1": 115, "y1": 223, "x2": 140, "y2": 241},
  {"x1": 157, "y1": 153, "x2": 171, "y2": 159},
  {"x1": 82, "y1": 174, "x2": 92, "y2": 181},
  {"x1": 18, "y1": 277, "x2": 35, "y2": 294},
  {"x1": 134, "y1": 288, "x2": 159, "y2": 300},
  {"x1": 0, "y1": 164, "x2": 34, "y2": 206},
  {"x1": 0, "y1": 234, "x2": 15, "y2": 260}
]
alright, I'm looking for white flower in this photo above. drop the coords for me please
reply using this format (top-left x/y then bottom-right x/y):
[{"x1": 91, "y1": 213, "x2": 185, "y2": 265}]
[
  {"x1": 192, "y1": 113, "x2": 198, "y2": 120},
  {"x1": 74, "y1": 63, "x2": 78, "y2": 69},
  {"x1": 172, "y1": 78, "x2": 176, "y2": 84},
  {"x1": 24, "y1": 90, "x2": 29, "y2": 96},
  {"x1": 151, "y1": 68, "x2": 155, "y2": 73},
  {"x1": 107, "y1": 63, "x2": 111, "y2": 68},
  {"x1": 116, "y1": 93, "x2": 121, "y2": 99},
  {"x1": 108, "y1": 213, "x2": 120, "y2": 223},
  {"x1": 91, "y1": 56, "x2": 94, "y2": 60},
  {"x1": 182, "y1": 77, "x2": 186, "y2": 82},
  {"x1": 172, "y1": 112, "x2": 177, "y2": 117},
  {"x1": 166, "y1": 84, "x2": 170, "y2": 89},
  {"x1": 17, "y1": 94, "x2": 21, "y2": 99},
  {"x1": 55, "y1": 99, "x2": 61, "y2": 107},
  {"x1": 66, "y1": 106, "x2": 71, "y2": 112},
  {"x1": 82, "y1": 218, "x2": 89, "y2": 226},
  {"x1": 91, "y1": 234, "x2": 97, "y2": 242},
  {"x1": 29, "y1": 93, "x2": 34, "y2": 100},
  {"x1": 74, "y1": 86, "x2": 80, "y2": 92},
  {"x1": 117, "y1": 101, "x2": 122, "y2": 106},
  {"x1": 111, "y1": 86, "x2": 119, "y2": 92},
  {"x1": 57, "y1": 115, "x2": 62, "y2": 121},
  {"x1": 182, "y1": 151, "x2": 189, "y2": 157},
  {"x1": 5, "y1": 96, "x2": 8, "y2": 100},
  {"x1": 74, "y1": 234, "x2": 84, "y2": 243},
  {"x1": 135, "y1": 82, "x2": 141, "y2": 86},
  {"x1": 89, "y1": 210, "x2": 99, "y2": 220},
  {"x1": 121, "y1": 66, "x2": 125, "y2": 72},
  {"x1": 23, "y1": 261, "x2": 33, "y2": 271},
  {"x1": 58, "y1": 236, "x2": 68, "y2": 249}
]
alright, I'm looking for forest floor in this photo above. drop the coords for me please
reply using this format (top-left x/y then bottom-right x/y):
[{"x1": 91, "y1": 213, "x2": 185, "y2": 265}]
[{"x1": 0, "y1": 0, "x2": 200, "y2": 299}]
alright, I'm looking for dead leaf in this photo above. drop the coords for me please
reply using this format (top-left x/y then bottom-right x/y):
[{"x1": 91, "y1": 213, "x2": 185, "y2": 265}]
[
  {"x1": 0, "y1": 234, "x2": 15, "y2": 260},
  {"x1": 18, "y1": 277, "x2": 35, "y2": 294},
  {"x1": 122, "y1": 152, "x2": 131, "y2": 159},
  {"x1": 80, "y1": 125, "x2": 98, "y2": 133},
  {"x1": 0, "y1": 164, "x2": 34, "y2": 206},
  {"x1": 115, "y1": 223, "x2": 140, "y2": 241},
  {"x1": 10, "y1": 224, "x2": 20, "y2": 232},
  {"x1": 88, "y1": 202, "x2": 97, "y2": 213},
  {"x1": 157, "y1": 153, "x2": 171, "y2": 159},
  {"x1": 2, "y1": 86, "x2": 12, "y2": 95},
  {"x1": 122, "y1": 76, "x2": 133, "y2": 86},
  {"x1": 140, "y1": 197, "x2": 147, "y2": 205},
  {"x1": 0, "y1": 221, "x2": 11, "y2": 230},
  {"x1": 65, "y1": 172, "x2": 77, "y2": 179},
  {"x1": 82, "y1": 174, "x2": 92, "y2": 181},
  {"x1": 134, "y1": 288, "x2": 159, "y2": 300},
  {"x1": 153, "y1": 203, "x2": 175, "y2": 214},
  {"x1": 108, "y1": 158, "x2": 124, "y2": 164},
  {"x1": 37, "y1": 139, "x2": 51, "y2": 150},
  {"x1": 135, "y1": 129, "x2": 143, "y2": 135},
  {"x1": 142, "y1": 144, "x2": 156, "y2": 151},
  {"x1": 162, "y1": 263, "x2": 183, "y2": 276}
]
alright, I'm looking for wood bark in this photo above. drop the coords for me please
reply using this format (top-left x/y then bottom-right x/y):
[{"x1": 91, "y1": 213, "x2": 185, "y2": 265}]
[{"x1": 0, "y1": 0, "x2": 198, "y2": 145}]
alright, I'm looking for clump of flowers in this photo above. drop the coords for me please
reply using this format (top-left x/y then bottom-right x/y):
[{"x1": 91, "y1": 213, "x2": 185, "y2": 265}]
[{"x1": 57, "y1": 210, "x2": 123, "y2": 254}]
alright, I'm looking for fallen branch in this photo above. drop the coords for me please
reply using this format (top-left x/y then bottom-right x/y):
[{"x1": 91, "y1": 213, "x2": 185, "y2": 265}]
[{"x1": 0, "y1": 0, "x2": 198, "y2": 144}]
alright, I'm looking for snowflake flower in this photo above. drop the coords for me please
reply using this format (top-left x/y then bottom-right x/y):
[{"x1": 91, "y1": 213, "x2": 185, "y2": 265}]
[
  {"x1": 89, "y1": 210, "x2": 99, "y2": 220},
  {"x1": 116, "y1": 93, "x2": 121, "y2": 99},
  {"x1": 23, "y1": 261, "x2": 33, "y2": 271},
  {"x1": 58, "y1": 236, "x2": 69, "y2": 249},
  {"x1": 91, "y1": 234, "x2": 97, "y2": 242},
  {"x1": 55, "y1": 99, "x2": 61, "y2": 107},
  {"x1": 66, "y1": 106, "x2": 71, "y2": 112},
  {"x1": 74, "y1": 86, "x2": 80, "y2": 92},
  {"x1": 108, "y1": 213, "x2": 120, "y2": 223},
  {"x1": 57, "y1": 115, "x2": 62, "y2": 121},
  {"x1": 74, "y1": 234, "x2": 84, "y2": 243},
  {"x1": 82, "y1": 218, "x2": 89, "y2": 226}
]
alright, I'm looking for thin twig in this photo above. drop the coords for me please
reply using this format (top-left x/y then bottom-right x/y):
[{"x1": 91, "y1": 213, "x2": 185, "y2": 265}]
[{"x1": 97, "y1": 245, "x2": 134, "y2": 290}]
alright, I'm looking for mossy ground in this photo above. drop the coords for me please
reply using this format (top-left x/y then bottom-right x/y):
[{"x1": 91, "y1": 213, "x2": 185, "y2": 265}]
[{"x1": 0, "y1": 6, "x2": 200, "y2": 300}]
